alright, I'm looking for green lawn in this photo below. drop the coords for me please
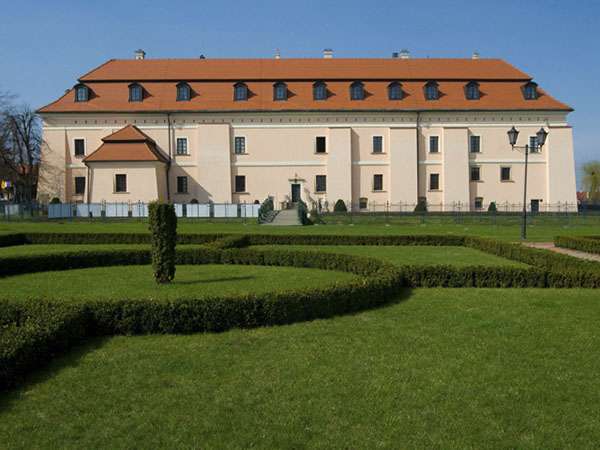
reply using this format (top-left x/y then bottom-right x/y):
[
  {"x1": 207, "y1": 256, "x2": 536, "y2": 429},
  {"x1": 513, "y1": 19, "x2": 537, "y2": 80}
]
[
  {"x1": 1, "y1": 288, "x2": 599, "y2": 449},
  {"x1": 251, "y1": 244, "x2": 529, "y2": 267},
  {"x1": 1, "y1": 220, "x2": 599, "y2": 242},
  {"x1": 0, "y1": 264, "x2": 354, "y2": 301}
]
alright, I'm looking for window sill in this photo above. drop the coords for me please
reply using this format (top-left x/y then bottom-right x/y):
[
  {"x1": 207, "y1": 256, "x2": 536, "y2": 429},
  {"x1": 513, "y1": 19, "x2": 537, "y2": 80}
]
[
  {"x1": 428, "y1": 189, "x2": 442, "y2": 192},
  {"x1": 371, "y1": 152, "x2": 386, "y2": 155},
  {"x1": 176, "y1": 153, "x2": 191, "y2": 157},
  {"x1": 314, "y1": 152, "x2": 328, "y2": 155},
  {"x1": 113, "y1": 191, "x2": 129, "y2": 194},
  {"x1": 175, "y1": 192, "x2": 188, "y2": 195},
  {"x1": 501, "y1": 180, "x2": 514, "y2": 183},
  {"x1": 233, "y1": 153, "x2": 248, "y2": 155},
  {"x1": 372, "y1": 190, "x2": 386, "y2": 193},
  {"x1": 234, "y1": 191, "x2": 250, "y2": 195},
  {"x1": 470, "y1": 180, "x2": 483, "y2": 183},
  {"x1": 469, "y1": 152, "x2": 482, "y2": 155},
  {"x1": 428, "y1": 152, "x2": 440, "y2": 155},
  {"x1": 315, "y1": 191, "x2": 326, "y2": 194},
  {"x1": 73, "y1": 154, "x2": 86, "y2": 158}
]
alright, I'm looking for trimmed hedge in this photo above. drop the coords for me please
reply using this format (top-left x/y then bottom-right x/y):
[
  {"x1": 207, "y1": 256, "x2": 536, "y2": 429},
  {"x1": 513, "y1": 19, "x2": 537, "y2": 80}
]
[
  {"x1": 554, "y1": 235, "x2": 600, "y2": 255},
  {"x1": 148, "y1": 202, "x2": 177, "y2": 284}
]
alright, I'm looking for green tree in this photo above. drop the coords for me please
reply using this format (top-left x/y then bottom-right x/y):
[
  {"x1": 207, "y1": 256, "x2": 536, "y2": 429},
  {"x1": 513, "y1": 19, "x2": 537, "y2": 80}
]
[
  {"x1": 581, "y1": 161, "x2": 600, "y2": 204},
  {"x1": 148, "y1": 201, "x2": 177, "y2": 283}
]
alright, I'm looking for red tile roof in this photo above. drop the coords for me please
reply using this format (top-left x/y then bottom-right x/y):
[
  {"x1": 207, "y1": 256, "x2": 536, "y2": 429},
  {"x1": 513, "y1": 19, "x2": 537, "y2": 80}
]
[
  {"x1": 38, "y1": 58, "x2": 572, "y2": 113},
  {"x1": 83, "y1": 125, "x2": 167, "y2": 163}
]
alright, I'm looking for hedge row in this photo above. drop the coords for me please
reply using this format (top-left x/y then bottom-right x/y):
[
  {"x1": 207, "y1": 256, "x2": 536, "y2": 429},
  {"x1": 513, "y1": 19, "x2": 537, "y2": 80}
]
[
  {"x1": 0, "y1": 248, "x2": 401, "y2": 389},
  {"x1": 554, "y1": 235, "x2": 600, "y2": 255}
]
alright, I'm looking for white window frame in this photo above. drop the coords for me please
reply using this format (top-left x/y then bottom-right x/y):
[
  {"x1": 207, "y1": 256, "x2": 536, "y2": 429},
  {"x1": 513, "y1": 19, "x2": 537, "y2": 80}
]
[
  {"x1": 500, "y1": 166, "x2": 512, "y2": 182},
  {"x1": 529, "y1": 135, "x2": 541, "y2": 154},
  {"x1": 428, "y1": 135, "x2": 440, "y2": 154},
  {"x1": 373, "y1": 174, "x2": 384, "y2": 192},
  {"x1": 429, "y1": 173, "x2": 440, "y2": 191},
  {"x1": 73, "y1": 137, "x2": 86, "y2": 157},
  {"x1": 469, "y1": 134, "x2": 482, "y2": 153},
  {"x1": 234, "y1": 135, "x2": 247, "y2": 154},
  {"x1": 372, "y1": 135, "x2": 384, "y2": 154},
  {"x1": 176, "y1": 137, "x2": 189, "y2": 155},
  {"x1": 314, "y1": 135, "x2": 327, "y2": 154},
  {"x1": 474, "y1": 197, "x2": 484, "y2": 210}
]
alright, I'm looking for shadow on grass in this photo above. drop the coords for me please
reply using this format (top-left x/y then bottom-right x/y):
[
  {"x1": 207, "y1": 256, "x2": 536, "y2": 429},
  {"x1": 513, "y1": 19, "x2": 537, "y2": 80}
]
[
  {"x1": 172, "y1": 276, "x2": 255, "y2": 286},
  {"x1": 0, "y1": 337, "x2": 110, "y2": 413}
]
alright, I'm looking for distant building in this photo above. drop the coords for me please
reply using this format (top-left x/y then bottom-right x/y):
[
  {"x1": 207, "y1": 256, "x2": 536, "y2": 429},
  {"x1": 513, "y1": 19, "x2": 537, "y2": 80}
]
[{"x1": 37, "y1": 50, "x2": 577, "y2": 211}]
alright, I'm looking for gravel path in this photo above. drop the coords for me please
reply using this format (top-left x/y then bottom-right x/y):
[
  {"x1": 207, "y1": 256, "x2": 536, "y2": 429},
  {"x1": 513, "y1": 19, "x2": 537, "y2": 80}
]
[{"x1": 521, "y1": 242, "x2": 600, "y2": 262}]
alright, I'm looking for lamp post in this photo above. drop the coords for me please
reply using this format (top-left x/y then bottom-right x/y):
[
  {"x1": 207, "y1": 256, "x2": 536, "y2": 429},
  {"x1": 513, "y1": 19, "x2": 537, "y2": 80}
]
[{"x1": 507, "y1": 126, "x2": 548, "y2": 239}]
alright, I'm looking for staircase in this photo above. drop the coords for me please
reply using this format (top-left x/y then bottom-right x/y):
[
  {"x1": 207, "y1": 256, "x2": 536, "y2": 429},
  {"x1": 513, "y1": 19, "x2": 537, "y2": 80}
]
[{"x1": 261, "y1": 206, "x2": 302, "y2": 226}]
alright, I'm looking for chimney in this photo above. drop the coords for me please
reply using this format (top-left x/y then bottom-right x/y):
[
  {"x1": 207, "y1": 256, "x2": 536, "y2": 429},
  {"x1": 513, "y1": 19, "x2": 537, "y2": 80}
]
[
  {"x1": 392, "y1": 52, "x2": 399, "y2": 59},
  {"x1": 275, "y1": 50, "x2": 281, "y2": 59},
  {"x1": 323, "y1": 48, "x2": 333, "y2": 59},
  {"x1": 472, "y1": 51, "x2": 479, "y2": 60},
  {"x1": 400, "y1": 49, "x2": 410, "y2": 59},
  {"x1": 135, "y1": 49, "x2": 145, "y2": 60}
]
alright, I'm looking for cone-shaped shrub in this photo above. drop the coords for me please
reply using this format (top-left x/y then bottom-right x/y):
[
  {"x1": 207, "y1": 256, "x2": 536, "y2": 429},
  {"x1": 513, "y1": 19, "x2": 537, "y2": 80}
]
[
  {"x1": 333, "y1": 199, "x2": 347, "y2": 212},
  {"x1": 148, "y1": 201, "x2": 177, "y2": 283}
]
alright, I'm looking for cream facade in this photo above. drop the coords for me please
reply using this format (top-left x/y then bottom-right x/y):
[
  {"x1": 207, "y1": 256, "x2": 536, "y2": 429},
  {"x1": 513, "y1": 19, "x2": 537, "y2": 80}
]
[{"x1": 37, "y1": 56, "x2": 577, "y2": 212}]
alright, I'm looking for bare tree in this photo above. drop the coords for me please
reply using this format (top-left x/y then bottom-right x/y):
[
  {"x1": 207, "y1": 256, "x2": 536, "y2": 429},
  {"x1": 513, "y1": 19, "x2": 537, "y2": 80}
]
[{"x1": 0, "y1": 104, "x2": 42, "y2": 202}]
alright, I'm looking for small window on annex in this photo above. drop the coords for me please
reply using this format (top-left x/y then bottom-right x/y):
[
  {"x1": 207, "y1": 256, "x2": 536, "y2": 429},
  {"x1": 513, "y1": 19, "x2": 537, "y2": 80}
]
[
  {"x1": 74, "y1": 177, "x2": 86, "y2": 195},
  {"x1": 176, "y1": 138, "x2": 188, "y2": 155},
  {"x1": 429, "y1": 173, "x2": 440, "y2": 190},
  {"x1": 177, "y1": 176, "x2": 188, "y2": 193},
  {"x1": 373, "y1": 174, "x2": 383, "y2": 191},
  {"x1": 429, "y1": 136, "x2": 439, "y2": 153},
  {"x1": 115, "y1": 174, "x2": 127, "y2": 193},
  {"x1": 315, "y1": 175, "x2": 326, "y2": 192},
  {"x1": 501, "y1": 166, "x2": 512, "y2": 181},
  {"x1": 313, "y1": 82, "x2": 327, "y2": 100},
  {"x1": 74, "y1": 139, "x2": 85, "y2": 156},
  {"x1": 234, "y1": 136, "x2": 246, "y2": 154},
  {"x1": 388, "y1": 82, "x2": 402, "y2": 101},
  {"x1": 234, "y1": 83, "x2": 248, "y2": 101},
  {"x1": 372, "y1": 136, "x2": 383, "y2": 153},
  {"x1": 129, "y1": 84, "x2": 143, "y2": 102},
  {"x1": 74, "y1": 85, "x2": 89, "y2": 102},
  {"x1": 425, "y1": 82, "x2": 439, "y2": 100},
  {"x1": 273, "y1": 82, "x2": 287, "y2": 101},
  {"x1": 235, "y1": 175, "x2": 246, "y2": 193},
  {"x1": 470, "y1": 135, "x2": 481, "y2": 153},
  {"x1": 466, "y1": 82, "x2": 480, "y2": 100},
  {"x1": 177, "y1": 83, "x2": 191, "y2": 101},
  {"x1": 350, "y1": 82, "x2": 364, "y2": 100},
  {"x1": 315, "y1": 136, "x2": 326, "y2": 153}
]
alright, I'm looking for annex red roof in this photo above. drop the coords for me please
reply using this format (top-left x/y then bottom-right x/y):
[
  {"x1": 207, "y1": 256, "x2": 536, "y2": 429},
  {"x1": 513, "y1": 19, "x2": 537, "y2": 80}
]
[
  {"x1": 83, "y1": 125, "x2": 167, "y2": 163},
  {"x1": 38, "y1": 57, "x2": 572, "y2": 113}
]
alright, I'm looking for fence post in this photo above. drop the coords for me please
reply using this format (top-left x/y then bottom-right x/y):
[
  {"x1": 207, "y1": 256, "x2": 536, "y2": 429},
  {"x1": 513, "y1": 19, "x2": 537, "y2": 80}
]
[
  {"x1": 564, "y1": 202, "x2": 569, "y2": 228},
  {"x1": 349, "y1": 201, "x2": 353, "y2": 226},
  {"x1": 385, "y1": 201, "x2": 390, "y2": 226},
  {"x1": 244, "y1": 200, "x2": 247, "y2": 225}
]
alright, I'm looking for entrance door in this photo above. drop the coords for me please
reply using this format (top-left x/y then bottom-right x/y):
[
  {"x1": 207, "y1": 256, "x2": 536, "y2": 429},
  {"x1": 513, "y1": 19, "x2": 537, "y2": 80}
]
[
  {"x1": 531, "y1": 199, "x2": 540, "y2": 213},
  {"x1": 291, "y1": 183, "x2": 301, "y2": 203}
]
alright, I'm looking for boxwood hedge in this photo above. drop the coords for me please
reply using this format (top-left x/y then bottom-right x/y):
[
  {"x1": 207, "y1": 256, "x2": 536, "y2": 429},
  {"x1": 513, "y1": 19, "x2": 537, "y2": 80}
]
[{"x1": 554, "y1": 235, "x2": 600, "y2": 255}]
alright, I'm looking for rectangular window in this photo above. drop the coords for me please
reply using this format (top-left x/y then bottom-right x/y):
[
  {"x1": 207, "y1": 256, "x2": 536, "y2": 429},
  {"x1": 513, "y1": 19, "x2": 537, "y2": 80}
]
[
  {"x1": 176, "y1": 138, "x2": 188, "y2": 155},
  {"x1": 315, "y1": 175, "x2": 326, "y2": 192},
  {"x1": 315, "y1": 136, "x2": 326, "y2": 153},
  {"x1": 74, "y1": 177, "x2": 85, "y2": 195},
  {"x1": 235, "y1": 175, "x2": 246, "y2": 193},
  {"x1": 429, "y1": 136, "x2": 439, "y2": 153},
  {"x1": 372, "y1": 136, "x2": 383, "y2": 153},
  {"x1": 373, "y1": 174, "x2": 383, "y2": 191},
  {"x1": 501, "y1": 166, "x2": 512, "y2": 181},
  {"x1": 475, "y1": 197, "x2": 483, "y2": 209},
  {"x1": 359, "y1": 198, "x2": 368, "y2": 209},
  {"x1": 115, "y1": 174, "x2": 127, "y2": 193},
  {"x1": 177, "y1": 176, "x2": 188, "y2": 193},
  {"x1": 470, "y1": 166, "x2": 481, "y2": 182},
  {"x1": 429, "y1": 173, "x2": 439, "y2": 190},
  {"x1": 234, "y1": 136, "x2": 246, "y2": 154},
  {"x1": 470, "y1": 135, "x2": 481, "y2": 153},
  {"x1": 74, "y1": 139, "x2": 85, "y2": 156},
  {"x1": 530, "y1": 136, "x2": 540, "y2": 153}
]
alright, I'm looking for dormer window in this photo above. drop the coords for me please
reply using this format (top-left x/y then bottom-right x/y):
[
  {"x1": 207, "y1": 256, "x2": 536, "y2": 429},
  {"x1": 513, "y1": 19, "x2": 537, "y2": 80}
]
[
  {"x1": 74, "y1": 85, "x2": 89, "y2": 102},
  {"x1": 273, "y1": 82, "x2": 287, "y2": 101},
  {"x1": 388, "y1": 82, "x2": 402, "y2": 101},
  {"x1": 129, "y1": 83, "x2": 143, "y2": 102},
  {"x1": 425, "y1": 82, "x2": 439, "y2": 100},
  {"x1": 313, "y1": 82, "x2": 327, "y2": 100},
  {"x1": 350, "y1": 82, "x2": 364, "y2": 100},
  {"x1": 177, "y1": 83, "x2": 190, "y2": 101},
  {"x1": 234, "y1": 82, "x2": 248, "y2": 101},
  {"x1": 466, "y1": 82, "x2": 480, "y2": 100},
  {"x1": 524, "y1": 82, "x2": 538, "y2": 100}
]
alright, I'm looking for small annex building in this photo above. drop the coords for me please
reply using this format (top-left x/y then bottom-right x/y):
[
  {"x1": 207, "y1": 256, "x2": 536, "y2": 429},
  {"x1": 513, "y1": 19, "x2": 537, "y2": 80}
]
[{"x1": 37, "y1": 50, "x2": 578, "y2": 212}]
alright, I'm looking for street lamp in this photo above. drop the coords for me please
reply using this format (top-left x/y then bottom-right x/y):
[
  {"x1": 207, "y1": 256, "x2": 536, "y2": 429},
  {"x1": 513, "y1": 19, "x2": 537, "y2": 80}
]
[{"x1": 507, "y1": 126, "x2": 548, "y2": 239}]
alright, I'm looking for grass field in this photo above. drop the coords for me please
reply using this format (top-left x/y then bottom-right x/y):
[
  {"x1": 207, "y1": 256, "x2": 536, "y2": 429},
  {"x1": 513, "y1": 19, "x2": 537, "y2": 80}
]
[
  {"x1": 1, "y1": 288, "x2": 599, "y2": 449},
  {"x1": 0, "y1": 264, "x2": 354, "y2": 301},
  {"x1": 251, "y1": 244, "x2": 529, "y2": 267},
  {"x1": 1, "y1": 220, "x2": 599, "y2": 242}
]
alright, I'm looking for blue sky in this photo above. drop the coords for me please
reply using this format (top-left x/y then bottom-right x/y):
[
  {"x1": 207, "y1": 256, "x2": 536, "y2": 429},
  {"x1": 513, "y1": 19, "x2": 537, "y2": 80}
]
[{"x1": 1, "y1": 0, "x2": 597, "y2": 186}]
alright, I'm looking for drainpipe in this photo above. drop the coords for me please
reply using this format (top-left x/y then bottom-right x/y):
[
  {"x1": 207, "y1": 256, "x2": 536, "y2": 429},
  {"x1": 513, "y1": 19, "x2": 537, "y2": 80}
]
[
  {"x1": 416, "y1": 111, "x2": 421, "y2": 203},
  {"x1": 166, "y1": 112, "x2": 172, "y2": 202},
  {"x1": 85, "y1": 163, "x2": 91, "y2": 204}
]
